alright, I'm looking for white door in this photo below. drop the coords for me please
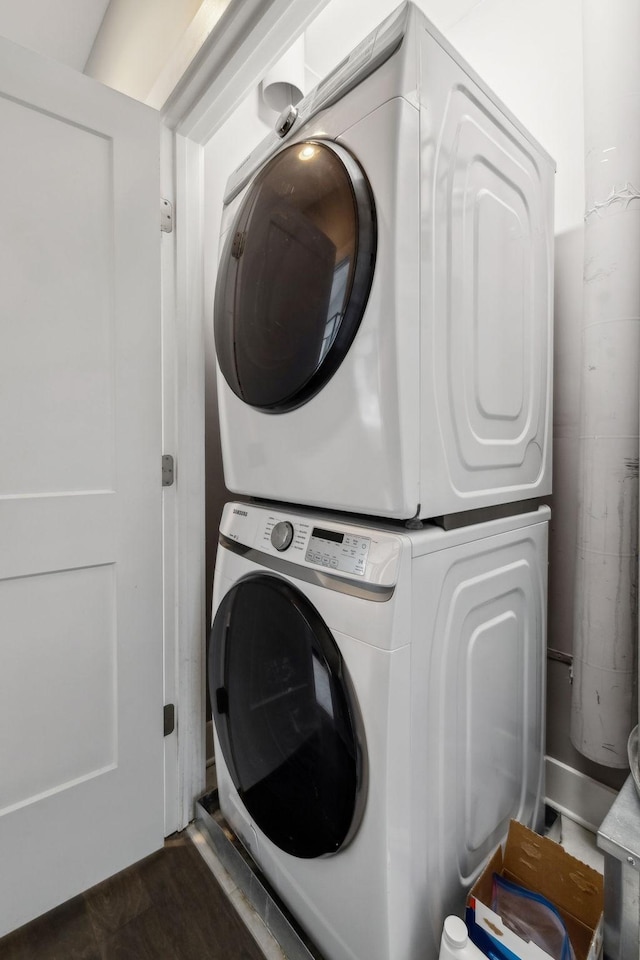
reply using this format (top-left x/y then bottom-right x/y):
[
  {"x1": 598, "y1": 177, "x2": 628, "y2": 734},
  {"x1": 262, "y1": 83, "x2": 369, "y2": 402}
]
[{"x1": 0, "y1": 36, "x2": 163, "y2": 937}]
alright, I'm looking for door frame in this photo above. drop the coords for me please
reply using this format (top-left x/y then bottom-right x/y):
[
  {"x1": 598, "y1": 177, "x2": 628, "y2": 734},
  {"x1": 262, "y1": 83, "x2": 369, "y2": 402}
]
[{"x1": 160, "y1": 0, "x2": 331, "y2": 833}]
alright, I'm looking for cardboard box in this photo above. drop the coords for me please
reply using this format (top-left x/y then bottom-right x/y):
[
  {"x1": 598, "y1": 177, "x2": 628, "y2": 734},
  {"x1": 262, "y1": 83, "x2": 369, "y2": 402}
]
[{"x1": 465, "y1": 820, "x2": 603, "y2": 960}]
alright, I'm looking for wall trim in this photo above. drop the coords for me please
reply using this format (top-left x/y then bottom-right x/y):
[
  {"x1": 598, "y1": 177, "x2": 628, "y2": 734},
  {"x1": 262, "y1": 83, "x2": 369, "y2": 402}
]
[
  {"x1": 172, "y1": 132, "x2": 207, "y2": 830},
  {"x1": 545, "y1": 755, "x2": 618, "y2": 833},
  {"x1": 163, "y1": 0, "x2": 330, "y2": 143},
  {"x1": 164, "y1": 0, "x2": 335, "y2": 832}
]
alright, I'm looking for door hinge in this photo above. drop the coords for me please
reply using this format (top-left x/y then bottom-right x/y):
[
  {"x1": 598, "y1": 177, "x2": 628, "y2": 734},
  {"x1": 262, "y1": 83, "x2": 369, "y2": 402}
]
[
  {"x1": 162, "y1": 454, "x2": 175, "y2": 486},
  {"x1": 164, "y1": 703, "x2": 175, "y2": 736},
  {"x1": 161, "y1": 198, "x2": 173, "y2": 233}
]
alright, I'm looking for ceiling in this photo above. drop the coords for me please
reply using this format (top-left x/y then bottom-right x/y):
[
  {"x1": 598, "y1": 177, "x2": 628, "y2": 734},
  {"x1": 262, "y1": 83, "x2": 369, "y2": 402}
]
[{"x1": 0, "y1": 0, "x2": 110, "y2": 70}]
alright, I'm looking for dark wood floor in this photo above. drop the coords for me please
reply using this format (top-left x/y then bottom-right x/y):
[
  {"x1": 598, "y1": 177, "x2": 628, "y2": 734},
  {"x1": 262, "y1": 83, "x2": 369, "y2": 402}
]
[{"x1": 0, "y1": 832, "x2": 267, "y2": 960}]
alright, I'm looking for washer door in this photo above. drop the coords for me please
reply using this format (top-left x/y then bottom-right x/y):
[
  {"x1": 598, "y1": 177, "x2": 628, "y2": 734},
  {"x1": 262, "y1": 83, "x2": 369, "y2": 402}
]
[
  {"x1": 209, "y1": 573, "x2": 366, "y2": 859},
  {"x1": 214, "y1": 140, "x2": 376, "y2": 413}
]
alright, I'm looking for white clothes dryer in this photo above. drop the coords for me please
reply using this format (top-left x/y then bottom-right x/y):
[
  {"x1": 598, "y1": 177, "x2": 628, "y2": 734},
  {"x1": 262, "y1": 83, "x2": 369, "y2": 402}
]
[
  {"x1": 209, "y1": 500, "x2": 549, "y2": 960},
  {"x1": 213, "y1": 2, "x2": 555, "y2": 522}
]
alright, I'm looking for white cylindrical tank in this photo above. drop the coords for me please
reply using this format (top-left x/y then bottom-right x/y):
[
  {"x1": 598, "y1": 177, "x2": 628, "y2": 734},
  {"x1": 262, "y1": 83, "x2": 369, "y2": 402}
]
[
  {"x1": 260, "y1": 36, "x2": 306, "y2": 113},
  {"x1": 571, "y1": 0, "x2": 640, "y2": 766}
]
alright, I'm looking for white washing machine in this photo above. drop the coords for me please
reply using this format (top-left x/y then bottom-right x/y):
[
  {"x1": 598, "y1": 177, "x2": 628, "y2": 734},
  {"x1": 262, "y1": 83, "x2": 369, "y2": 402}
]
[
  {"x1": 209, "y1": 500, "x2": 549, "y2": 960},
  {"x1": 213, "y1": 2, "x2": 554, "y2": 522}
]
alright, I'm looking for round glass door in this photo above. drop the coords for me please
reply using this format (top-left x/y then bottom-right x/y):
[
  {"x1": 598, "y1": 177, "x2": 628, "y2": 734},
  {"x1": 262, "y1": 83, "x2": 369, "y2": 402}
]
[
  {"x1": 209, "y1": 574, "x2": 366, "y2": 858},
  {"x1": 214, "y1": 140, "x2": 377, "y2": 412}
]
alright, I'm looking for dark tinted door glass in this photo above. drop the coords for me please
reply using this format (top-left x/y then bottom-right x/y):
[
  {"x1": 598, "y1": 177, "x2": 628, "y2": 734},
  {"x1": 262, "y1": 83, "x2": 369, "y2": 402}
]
[
  {"x1": 214, "y1": 140, "x2": 376, "y2": 412},
  {"x1": 209, "y1": 574, "x2": 365, "y2": 858}
]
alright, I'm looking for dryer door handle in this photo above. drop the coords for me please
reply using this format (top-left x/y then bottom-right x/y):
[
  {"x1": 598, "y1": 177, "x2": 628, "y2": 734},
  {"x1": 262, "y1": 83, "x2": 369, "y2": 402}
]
[{"x1": 216, "y1": 686, "x2": 229, "y2": 715}]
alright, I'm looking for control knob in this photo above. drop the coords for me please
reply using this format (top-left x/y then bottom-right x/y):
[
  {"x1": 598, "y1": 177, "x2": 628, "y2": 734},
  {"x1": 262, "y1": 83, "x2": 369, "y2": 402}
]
[{"x1": 271, "y1": 520, "x2": 294, "y2": 552}]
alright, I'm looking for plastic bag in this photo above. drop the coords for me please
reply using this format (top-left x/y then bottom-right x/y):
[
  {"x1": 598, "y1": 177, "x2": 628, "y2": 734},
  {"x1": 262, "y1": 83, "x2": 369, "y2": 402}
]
[{"x1": 491, "y1": 873, "x2": 576, "y2": 960}]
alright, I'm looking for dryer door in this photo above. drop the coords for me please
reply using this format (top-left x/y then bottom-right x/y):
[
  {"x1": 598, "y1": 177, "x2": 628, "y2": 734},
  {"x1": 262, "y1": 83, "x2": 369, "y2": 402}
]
[
  {"x1": 209, "y1": 573, "x2": 366, "y2": 858},
  {"x1": 214, "y1": 140, "x2": 376, "y2": 413}
]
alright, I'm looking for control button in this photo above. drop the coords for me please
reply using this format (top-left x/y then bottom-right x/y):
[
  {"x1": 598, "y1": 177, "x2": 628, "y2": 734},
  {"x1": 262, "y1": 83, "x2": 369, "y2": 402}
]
[{"x1": 270, "y1": 520, "x2": 294, "y2": 552}]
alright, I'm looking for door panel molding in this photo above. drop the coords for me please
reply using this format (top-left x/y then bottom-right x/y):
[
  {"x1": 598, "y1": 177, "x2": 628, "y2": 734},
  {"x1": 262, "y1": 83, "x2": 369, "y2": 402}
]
[{"x1": 0, "y1": 34, "x2": 162, "y2": 937}]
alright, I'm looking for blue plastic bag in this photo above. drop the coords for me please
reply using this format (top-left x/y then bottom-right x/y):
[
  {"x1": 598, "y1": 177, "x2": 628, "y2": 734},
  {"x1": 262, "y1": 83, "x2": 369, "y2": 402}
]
[{"x1": 490, "y1": 873, "x2": 576, "y2": 960}]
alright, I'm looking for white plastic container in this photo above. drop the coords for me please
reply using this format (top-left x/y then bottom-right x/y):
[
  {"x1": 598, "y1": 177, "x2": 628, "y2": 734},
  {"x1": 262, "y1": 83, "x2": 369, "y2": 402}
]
[{"x1": 439, "y1": 917, "x2": 487, "y2": 960}]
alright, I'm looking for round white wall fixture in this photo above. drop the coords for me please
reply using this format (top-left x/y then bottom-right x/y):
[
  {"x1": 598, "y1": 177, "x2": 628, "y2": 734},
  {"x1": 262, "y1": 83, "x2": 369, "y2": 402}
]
[{"x1": 261, "y1": 36, "x2": 306, "y2": 112}]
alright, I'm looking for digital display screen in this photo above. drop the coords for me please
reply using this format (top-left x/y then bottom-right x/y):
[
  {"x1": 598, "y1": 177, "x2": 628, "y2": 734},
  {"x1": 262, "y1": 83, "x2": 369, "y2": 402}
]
[{"x1": 312, "y1": 526, "x2": 344, "y2": 544}]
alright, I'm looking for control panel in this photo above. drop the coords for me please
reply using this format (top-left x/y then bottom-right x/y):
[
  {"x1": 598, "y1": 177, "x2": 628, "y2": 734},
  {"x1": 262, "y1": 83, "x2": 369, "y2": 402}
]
[
  {"x1": 222, "y1": 503, "x2": 402, "y2": 587},
  {"x1": 260, "y1": 514, "x2": 371, "y2": 576},
  {"x1": 305, "y1": 527, "x2": 370, "y2": 576}
]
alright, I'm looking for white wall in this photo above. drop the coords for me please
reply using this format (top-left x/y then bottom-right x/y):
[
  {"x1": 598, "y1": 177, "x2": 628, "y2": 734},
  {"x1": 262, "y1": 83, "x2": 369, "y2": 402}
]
[{"x1": 203, "y1": 0, "x2": 628, "y2": 791}]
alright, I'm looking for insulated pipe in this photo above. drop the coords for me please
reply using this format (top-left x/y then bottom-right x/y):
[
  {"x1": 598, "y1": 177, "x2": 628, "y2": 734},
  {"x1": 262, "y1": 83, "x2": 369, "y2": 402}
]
[{"x1": 571, "y1": 0, "x2": 640, "y2": 767}]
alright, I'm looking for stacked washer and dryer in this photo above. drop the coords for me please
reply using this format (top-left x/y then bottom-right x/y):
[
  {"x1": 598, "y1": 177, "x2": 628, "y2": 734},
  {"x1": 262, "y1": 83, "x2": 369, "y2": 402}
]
[{"x1": 209, "y1": 4, "x2": 554, "y2": 960}]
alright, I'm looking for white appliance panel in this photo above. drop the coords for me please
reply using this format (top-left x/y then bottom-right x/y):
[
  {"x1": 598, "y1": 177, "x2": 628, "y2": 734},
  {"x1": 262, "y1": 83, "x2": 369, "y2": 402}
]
[
  {"x1": 210, "y1": 501, "x2": 549, "y2": 960},
  {"x1": 217, "y1": 94, "x2": 421, "y2": 518},
  {"x1": 214, "y1": 4, "x2": 554, "y2": 520},
  {"x1": 420, "y1": 25, "x2": 553, "y2": 509},
  {"x1": 409, "y1": 521, "x2": 547, "y2": 957}
]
